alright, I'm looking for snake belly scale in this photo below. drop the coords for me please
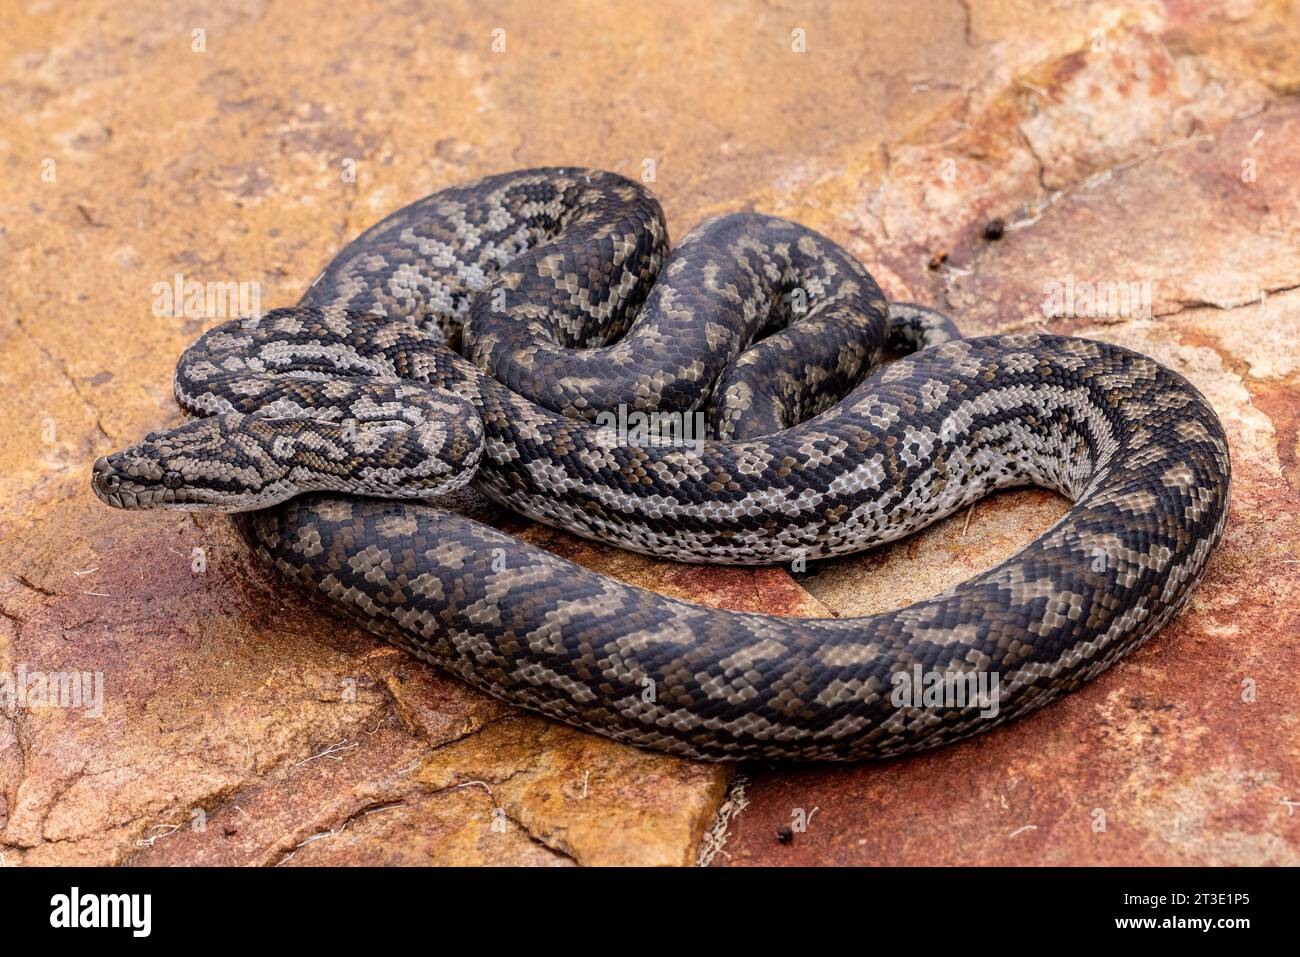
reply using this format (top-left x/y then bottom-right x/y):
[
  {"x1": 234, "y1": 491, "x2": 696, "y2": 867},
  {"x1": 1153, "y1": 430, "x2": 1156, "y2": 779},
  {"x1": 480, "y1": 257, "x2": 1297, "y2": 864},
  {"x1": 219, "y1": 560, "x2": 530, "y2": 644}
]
[{"x1": 91, "y1": 168, "x2": 1231, "y2": 761}]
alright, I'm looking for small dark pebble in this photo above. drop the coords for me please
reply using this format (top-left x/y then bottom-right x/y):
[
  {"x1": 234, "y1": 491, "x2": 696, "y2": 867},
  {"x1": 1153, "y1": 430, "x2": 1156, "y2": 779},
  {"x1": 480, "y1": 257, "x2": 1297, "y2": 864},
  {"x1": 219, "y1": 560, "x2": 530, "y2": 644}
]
[
  {"x1": 777, "y1": 825, "x2": 794, "y2": 845},
  {"x1": 927, "y1": 251, "x2": 947, "y2": 271},
  {"x1": 983, "y1": 217, "x2": 1006, "y2": 241}
]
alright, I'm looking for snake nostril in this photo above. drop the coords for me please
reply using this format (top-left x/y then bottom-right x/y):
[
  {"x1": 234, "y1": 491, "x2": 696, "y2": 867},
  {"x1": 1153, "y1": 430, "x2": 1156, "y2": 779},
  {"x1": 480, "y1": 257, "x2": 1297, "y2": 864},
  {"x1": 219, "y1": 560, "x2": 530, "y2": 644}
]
[{"x1": 103, "y1": 473, "x2": 121, "y2": 489}]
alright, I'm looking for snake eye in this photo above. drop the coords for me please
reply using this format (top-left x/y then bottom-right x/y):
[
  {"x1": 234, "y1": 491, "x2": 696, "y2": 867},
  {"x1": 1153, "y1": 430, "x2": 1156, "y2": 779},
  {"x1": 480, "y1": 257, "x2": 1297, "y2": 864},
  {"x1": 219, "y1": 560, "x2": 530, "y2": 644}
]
[
  {"x1": 162, "y1": 470, "x2": 184, "y2": 490},
  {"x1": 103, "y1": 473, "x2": 121, "y2": 489}
]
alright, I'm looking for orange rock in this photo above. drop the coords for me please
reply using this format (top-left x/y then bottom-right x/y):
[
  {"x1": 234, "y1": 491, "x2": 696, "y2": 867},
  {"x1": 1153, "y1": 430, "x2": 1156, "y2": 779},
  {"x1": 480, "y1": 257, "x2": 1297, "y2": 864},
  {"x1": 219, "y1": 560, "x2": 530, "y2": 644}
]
[{"x1": 1, "y1": 0, "x2": 1296, "y2": 868}]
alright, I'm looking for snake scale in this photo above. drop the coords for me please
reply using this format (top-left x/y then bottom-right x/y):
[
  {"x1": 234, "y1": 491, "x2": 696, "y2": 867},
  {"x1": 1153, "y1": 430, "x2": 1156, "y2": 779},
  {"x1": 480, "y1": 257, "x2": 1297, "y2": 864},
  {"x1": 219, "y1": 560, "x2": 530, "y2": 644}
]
[{"x1": 91, "y1": 168, "x2": 1231, "y2": 761}]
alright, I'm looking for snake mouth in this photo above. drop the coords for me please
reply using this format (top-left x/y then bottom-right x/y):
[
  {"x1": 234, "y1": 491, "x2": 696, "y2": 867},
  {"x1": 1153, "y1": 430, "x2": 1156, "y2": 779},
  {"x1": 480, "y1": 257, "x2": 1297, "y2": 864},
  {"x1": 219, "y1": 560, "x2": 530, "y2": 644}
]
[
  {"x1": 91, "y1": 476, "x2": 250, "y2": 511},
  {"x1": 91, "y1": 457, "x2": 160, "y2": 509},
  {"x1": 96, "y1": 487, "x2": 143, "y2": 508},
  {"x1": 91, "y1": 456, "x2": 187, "y2": 510}
]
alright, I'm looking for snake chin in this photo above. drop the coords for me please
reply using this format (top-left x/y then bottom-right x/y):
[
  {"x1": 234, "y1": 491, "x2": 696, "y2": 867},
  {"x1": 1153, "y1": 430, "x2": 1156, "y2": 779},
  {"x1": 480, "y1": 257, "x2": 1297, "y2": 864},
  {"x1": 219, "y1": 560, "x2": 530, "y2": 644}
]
[{"x1": 98, "y1": 489, "x2": 289, "y2": 512}]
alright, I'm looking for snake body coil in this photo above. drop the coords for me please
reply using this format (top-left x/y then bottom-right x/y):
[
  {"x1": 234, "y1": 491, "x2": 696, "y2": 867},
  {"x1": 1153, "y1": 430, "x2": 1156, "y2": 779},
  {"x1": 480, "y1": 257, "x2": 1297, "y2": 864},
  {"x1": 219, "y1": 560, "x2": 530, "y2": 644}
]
[{"x1": 92, "y1": 168, "x2": 1231, "y2": 760}]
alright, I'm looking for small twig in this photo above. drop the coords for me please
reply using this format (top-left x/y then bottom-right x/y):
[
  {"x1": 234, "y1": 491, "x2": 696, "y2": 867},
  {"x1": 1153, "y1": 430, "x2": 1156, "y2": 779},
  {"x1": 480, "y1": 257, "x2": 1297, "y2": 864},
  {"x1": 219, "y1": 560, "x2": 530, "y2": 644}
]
[
  {"x1": 281, "y1": 801, "x2": 405, "y2": 864},
  {"x1": 1016, "y1": 79, "x2": 1050, "y2": 99},
  {"x1": 134, "y1": 822, "x2": 182, "y2": 847},
  {"x1": 961, "y1": 503, "x2": 976, "y2": 537},
  {"x1": 294, "y1": 739, "x2": 359, "y2": 767}
]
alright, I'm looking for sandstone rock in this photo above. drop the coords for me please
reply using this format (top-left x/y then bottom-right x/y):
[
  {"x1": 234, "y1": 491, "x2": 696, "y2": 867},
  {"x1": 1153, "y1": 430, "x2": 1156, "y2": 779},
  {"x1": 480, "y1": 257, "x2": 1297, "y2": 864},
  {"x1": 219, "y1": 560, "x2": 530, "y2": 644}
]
[{"x1": 2, "y1": 0, "x2": 1296, "y2": 868}]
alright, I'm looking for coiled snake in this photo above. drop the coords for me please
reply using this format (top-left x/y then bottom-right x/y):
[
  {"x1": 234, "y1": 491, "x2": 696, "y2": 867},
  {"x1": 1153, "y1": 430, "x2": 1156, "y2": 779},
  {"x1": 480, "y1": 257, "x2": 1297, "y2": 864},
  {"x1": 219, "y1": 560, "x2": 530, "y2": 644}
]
[{"x1": 91, "y1": 168, "x2": 1231, "y2": 761}]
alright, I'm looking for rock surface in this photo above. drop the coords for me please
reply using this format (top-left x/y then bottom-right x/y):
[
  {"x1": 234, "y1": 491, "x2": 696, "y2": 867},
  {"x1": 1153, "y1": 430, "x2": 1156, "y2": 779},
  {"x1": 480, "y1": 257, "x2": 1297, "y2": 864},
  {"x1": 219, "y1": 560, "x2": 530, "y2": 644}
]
[{"x1": 1, "y1": 0, "x2": 1296, "y2": 866}]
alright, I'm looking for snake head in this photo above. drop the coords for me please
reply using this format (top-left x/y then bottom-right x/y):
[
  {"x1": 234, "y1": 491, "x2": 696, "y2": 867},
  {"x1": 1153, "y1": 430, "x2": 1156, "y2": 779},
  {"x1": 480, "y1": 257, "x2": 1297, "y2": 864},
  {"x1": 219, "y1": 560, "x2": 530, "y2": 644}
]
[
  {"x1": 92, "y1": 394, "x2": 485, "y2": 513},
  {"x1": 91, "y1": 415, "x2": 296, "y2": 512}
]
